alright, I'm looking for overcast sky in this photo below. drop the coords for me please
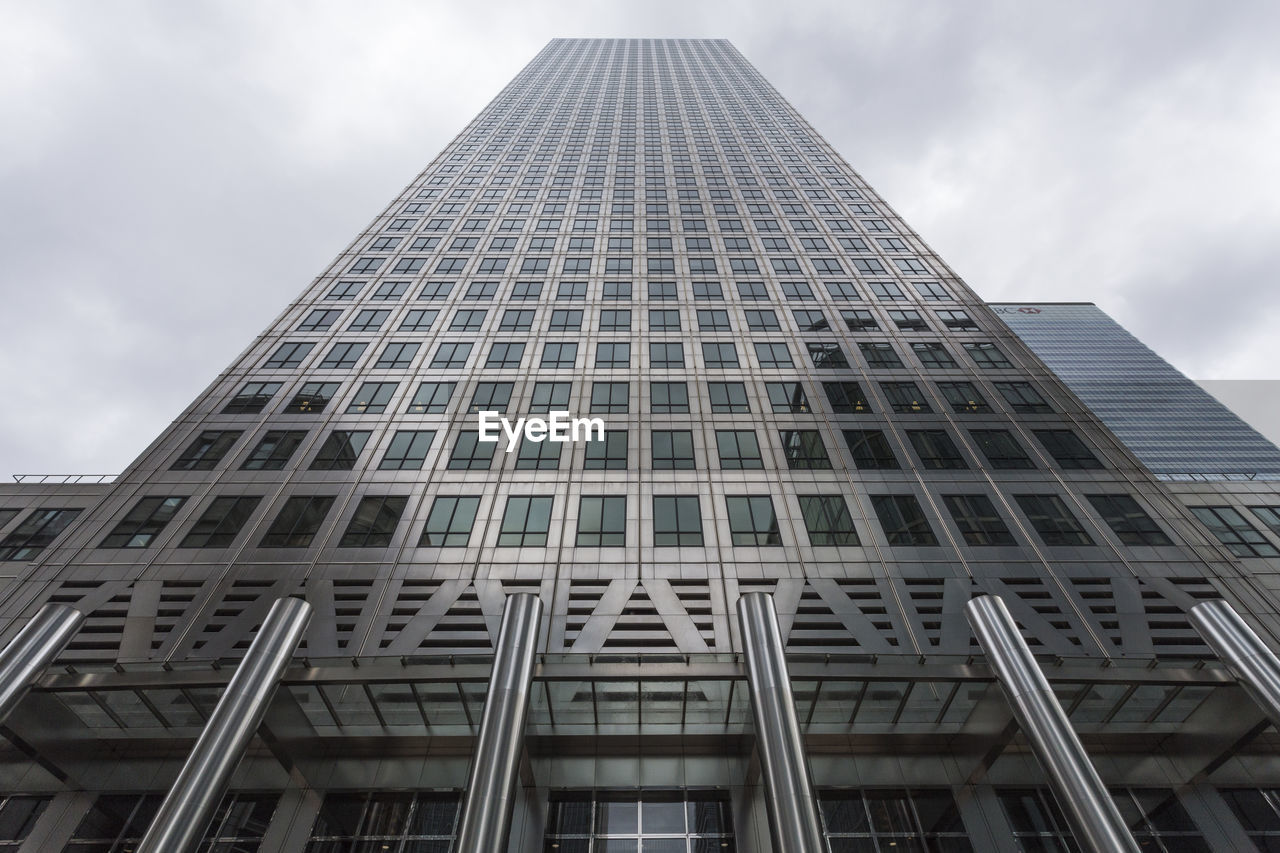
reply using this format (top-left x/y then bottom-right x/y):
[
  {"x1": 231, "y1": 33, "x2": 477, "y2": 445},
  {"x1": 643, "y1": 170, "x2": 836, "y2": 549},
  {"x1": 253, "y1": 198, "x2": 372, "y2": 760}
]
[{"x1": 3, "y1": 0, "x2": 1279, "y2": 477}]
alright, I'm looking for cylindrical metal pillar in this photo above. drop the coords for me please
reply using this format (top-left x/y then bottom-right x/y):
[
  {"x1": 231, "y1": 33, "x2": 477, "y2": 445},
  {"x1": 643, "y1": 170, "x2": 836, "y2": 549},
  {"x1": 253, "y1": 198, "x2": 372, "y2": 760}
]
[
  {"x1": 737, "y1": 592, "x2": 825, "y2": 853},
  {"x1": 1190, "y1": 598, "x2": 1280, "y2": 726},
  {"x1": 137, "y1": 596, "x2": 312, "y2": 853},
  {"x1": 0, "y1": 603, "x2": 84, "y2": 724},
  {"x1": 455, "y1": 592, "x2": 544, "y2": 853},
  {"x1": 966, "y1": 594, "x2": 1139, "y2": 853}
]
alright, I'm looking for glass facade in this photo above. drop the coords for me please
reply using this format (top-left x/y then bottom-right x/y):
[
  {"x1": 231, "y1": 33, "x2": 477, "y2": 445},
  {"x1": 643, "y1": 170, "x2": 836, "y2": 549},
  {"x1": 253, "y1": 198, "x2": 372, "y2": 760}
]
[{"x1": 992, "y1": 302, "x2": 1280, "y2": 479}]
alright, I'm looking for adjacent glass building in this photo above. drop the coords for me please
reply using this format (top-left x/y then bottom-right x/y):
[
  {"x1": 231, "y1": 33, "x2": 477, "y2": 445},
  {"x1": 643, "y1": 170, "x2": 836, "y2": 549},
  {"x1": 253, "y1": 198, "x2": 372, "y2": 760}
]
[
  {"x1": 2, "y1": 38, "x2": 1280, "y2": 852},
  {"x1": 993, "y1": 302, "x2": 1280, "y2": 480}
]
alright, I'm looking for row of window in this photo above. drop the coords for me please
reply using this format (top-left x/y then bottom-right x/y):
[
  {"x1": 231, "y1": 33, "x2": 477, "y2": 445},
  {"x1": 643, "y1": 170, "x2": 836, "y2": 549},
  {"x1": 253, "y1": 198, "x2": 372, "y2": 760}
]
[
  {"x1": 298, "y1": 303, "x2": 974, "y2": 337},
  {"x1": 260, "y1": 336, "x2": 1015, "y2": 378},
  {"x1": 169, "y1": 423, "x2": 1102, "y2": 477},
  {"x1": 320, "y1": 275, "x2": 953, "y2": 307},
  {"x1": 80, "y1": 488, "x2": 1174, "y2": 553}
]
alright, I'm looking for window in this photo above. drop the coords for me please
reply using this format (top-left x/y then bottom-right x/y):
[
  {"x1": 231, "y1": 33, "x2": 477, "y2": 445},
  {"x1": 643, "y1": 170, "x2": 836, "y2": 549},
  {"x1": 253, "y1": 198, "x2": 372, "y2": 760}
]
[
  {"x1": 650, "y1": 342, "x2": 685, "y2": 368},
  {"x1": 539, "y1": 342, "x2": 578, "y2": 369},
  {"x1": 325, "y1": 280, "x2": 364, "y2": 300},
  {"x1": 241, "y1": 430, "x2": 307, "y2": 470},
  {"x1": 819, "y1": 789, "x2": 971, "y2": 852},
  {"x1": 1033, "y1": 429, "x2": 1104, "y2": 469},
  {"x1": 544, "y1": 792, "x2": 734, "y2": 852},
  {"x1": 419, "y1": 496, "x2": 481, "y2": 546},
  {"x1": 944, "y1": 494, "x2": 1016, "y2": 546},
  {"x1": 498, "y1": 496, "x2": 553, "y2": 546},
  {"x1": 339, "y1": 496, "x2": 407, "y2": 547},
  {"x1": 529, "y1": 381, "x2": 571, "y2": 413},
  {"x1": 826, "y1": 281, "x2": 861, "y2": 300},
  {"x1": 600, "y1": 309, "x2": 631, "y2": 331},
  {"x1": 516, "y1": 436, "x2": 562, "y2": 469},
  {"x1": 222, "y1": 381, "x2": 280, "y2": 414},
  {"x1": 871, "y1": 495, "x2": 938, "y2": 546},
  {"x1": 371, "y1": 280, "x2": 408, "y2": 300},
  {"x1": 1250, "y1": 506, "x2": 1280, "y2": 538},
  {"x1": 651, "y1": 382, "x2": 690, "y2": 413},
  {"x1": 716, "y1": 430, "x2": 764, "y2": 469},
  {"x1": 500, "y1": 309, "x2": 535, "y2": 331},
  {"x1": 307, "y1": 792, "x2": 459, "y2": 851},
  {"x1": 486, "y1": 341, "x2": 525, "y2": 368},
  {"x1": 298, "y1": 308, "x2": 341, "y2": 331},
  {"x1": 692, "y1": 281, "x2": 724, "y2": 301},
  {"x1": 936, "y1": 309, "x2": 978, "y2": 330},
  {"x1": 911, "y1": 341, "x2": 957, "y2": 368},
  {"x1": 346, "y1": 309, "x2": 389, "y2": 331},
  {"x1": 511, "y1": 280, "x2": 542, "y2": 300},
  {"x1": 737, "y1": 280, "x2": 768, "y2": 300},
  {"x1": 726, "y1": 496, "x2": 782, "y2": 545},
  {"x1": 859, "y1": 342, "x2": 903, "y2": 368},
  {"x1": 556, "y1": 280, "x2": 588, "y2": 299},
  {"x1": 697, "y1": 309, "x2": 731, "y2": 331},
  {"x1": 310, "y1": 430, "x2": 371, "y2": 471},
  {"x1": 179, "y1": 496, "x2": 260, "y2": 548},
  {"x1": 767, "y1": 382, "x2": 810, "y2": 413},
  {"x1": 880, "y1": 382, "x2": 932, "y2": 413},
  {"x1": 0, "y1": 508, "x2": 82, "y2": 561},
  {"x1": 259, "y1": 495, "x2": 335, "y2": 547},
  {"x1": 745, "y1": 309, "x2": 780, "y2": 330},
  {"x1": 1015, "y1": 494, "x2": 1095, "y2": 546},
  {"x1": 1087, "y1": 494, "x2": 1173, "y2": 546},
  {"x1": 448, "y1": 432, "x2": 496, "y2": 470},
  {"x1": 842, "y1": 430, "x2": 899, "y2": 469},
  {"x1": 100, "y1": 496, "x2": 186, "y2": 548},
  {"x1": 843, "y1": 309, "x2": 879, "y2": 331},
  {"x1": 451, "y1": 308, "x2": 487, "y2": 331},
  {"x1": 703, "y1": 341, "x2": 740, "y2": 368},
  {"x1": 798, "y1": 495, "x2": 859, "y2": 546},
  {"x1": 407, "y1": 381, "x2": 454, "y2": 413},
  {"x1": 648, "y1": 280, "x2": 677, "y2": 300},
  {"x1": 780, "y1": 280, "x2": 815, "y2": 300},
  {"x1": 0, "y1": 510, "x2": 18, "y2": 530},
  {"x1": 343, "y1": 381, "x2": 396, "y2": 414},
  {"x1": 577, "y1": 496, "x2": 626, "y2": 545},
  {"x1": 753, "y1": 342, "x2": 791, "y2": 368},
  {"x1": 907, "y1": 430, "x2": 968, "y2": 469},
  {"x1": 654, "y1": 496, "x2": 703, "y2": 545},
  {"x1": 913, "y1": 281, "x2": 951, "y2": 300},
  {"x1": 780, "y1": 430, "x2": 832, "y2": 469},
  {"x1": 319, "y1": 341, "x2": 366, "y2": 369},
  {"x1": 379, "y1": 430, "x2": 436, "y2": 470},
  {"x1": 870, "y1": 280, "x2": 904, "y2": 300},
  {"x1": 969, "y1": 429, "x2": 1035, "y2": 469},
  {"x1": 264, "y1": 341, "x2": 314, "y2": 368},
  {"x1": 994, "y1": 381, "x2": 1053, "y2": 413},
  {"x1": 649, "y1": 309, "x2": 680, "y2": 331},
  {"x1": 399, "y1": 309, "x2": 437, "y2": 331},
  {"x1": 807, "y1": 342, "x2": 849, "y2": 369},
  {"x1": 653, "y1": 430, "x2": 696, "y2": 469},
  {"x1": 596, "y1": 342, "x2": 630, "y2": 368},
  {"x1": 791, "y1": 309, "x2": 829, "y2": 332},
  {"x1": 998, "y1": 789, "x2": 1080, "y2": 853},
  {"x1": 171, "y1": 430, "x2": 241, "y2": 470},
  {"x1": 284, "y1": 381, "x2": 340, "y2": 413},
  {"x1": 584, "y1": 430, "x2": 628, "y2": 469},
  {"x1": 1190, "y1": 506, "x2": 1278, "y2": 557},
  {"x1": 937, "y1": 381, "x2": 991, "y2": 413},
  {"x1": 549, "y1": 309, "x2": 584, "y2": 331},
  {"x1": 590, "y1": 382, "x2": 629, "y2": 413},
  {"x1": 888, "y1": 309, "x2": 928, "y2": 331}
]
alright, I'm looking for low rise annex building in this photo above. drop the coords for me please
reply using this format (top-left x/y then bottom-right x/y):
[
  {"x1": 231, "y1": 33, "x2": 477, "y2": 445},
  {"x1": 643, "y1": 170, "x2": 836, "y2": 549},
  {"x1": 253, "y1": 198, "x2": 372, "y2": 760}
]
[{"x1": 2, "y1": 37, "x2": 1280, "y2": 852}]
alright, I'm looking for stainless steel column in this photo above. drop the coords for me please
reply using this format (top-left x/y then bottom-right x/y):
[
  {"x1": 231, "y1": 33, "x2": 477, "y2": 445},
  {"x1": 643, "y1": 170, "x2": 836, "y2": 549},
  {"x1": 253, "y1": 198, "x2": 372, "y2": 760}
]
[
  {"x1": 966, "y1": 594, "x2": 1139, "y2": 853},
  {"x1": 137, "y1": 596, "x2": 312, "y2": 853},
  {"x1": 1190, "y1": 598, "x2": 1280, "y2": 726},
  {"x1": 737, "y1": 592, "x2": 825, "y2": 853},
  {"x1": 455, "y1": 592, "x2": 543, "y2": 853},
  {"x1": 0, "y1": 603, "x2": 84, "y2": 724}
]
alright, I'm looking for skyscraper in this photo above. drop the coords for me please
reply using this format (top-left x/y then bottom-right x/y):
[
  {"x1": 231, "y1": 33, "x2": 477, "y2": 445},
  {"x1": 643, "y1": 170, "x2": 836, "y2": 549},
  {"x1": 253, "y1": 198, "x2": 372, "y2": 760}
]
[
  {"x1": 2, "y1": 37, "x2": 1280, "y2": 852},
  {"x1": 993, "y1": 301, "x2": 1280, "y2": 480}
]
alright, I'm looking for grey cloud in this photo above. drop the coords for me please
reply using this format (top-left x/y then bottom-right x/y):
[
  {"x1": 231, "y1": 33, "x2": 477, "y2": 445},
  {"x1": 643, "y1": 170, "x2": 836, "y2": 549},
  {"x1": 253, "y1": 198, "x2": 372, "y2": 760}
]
[{"x1": 2, "y1": 0, "x2": 1279, "y2": 476}]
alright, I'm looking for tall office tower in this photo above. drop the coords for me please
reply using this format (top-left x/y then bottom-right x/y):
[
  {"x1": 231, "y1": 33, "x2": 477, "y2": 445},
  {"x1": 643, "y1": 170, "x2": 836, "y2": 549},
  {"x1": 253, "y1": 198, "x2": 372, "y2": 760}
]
[
  {"x1": 993, "y1": 302, "x2": 1280, "y2": 480},
  {"x1": 4, "y1": 38, "x2": 1280, "y2": 852}
]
